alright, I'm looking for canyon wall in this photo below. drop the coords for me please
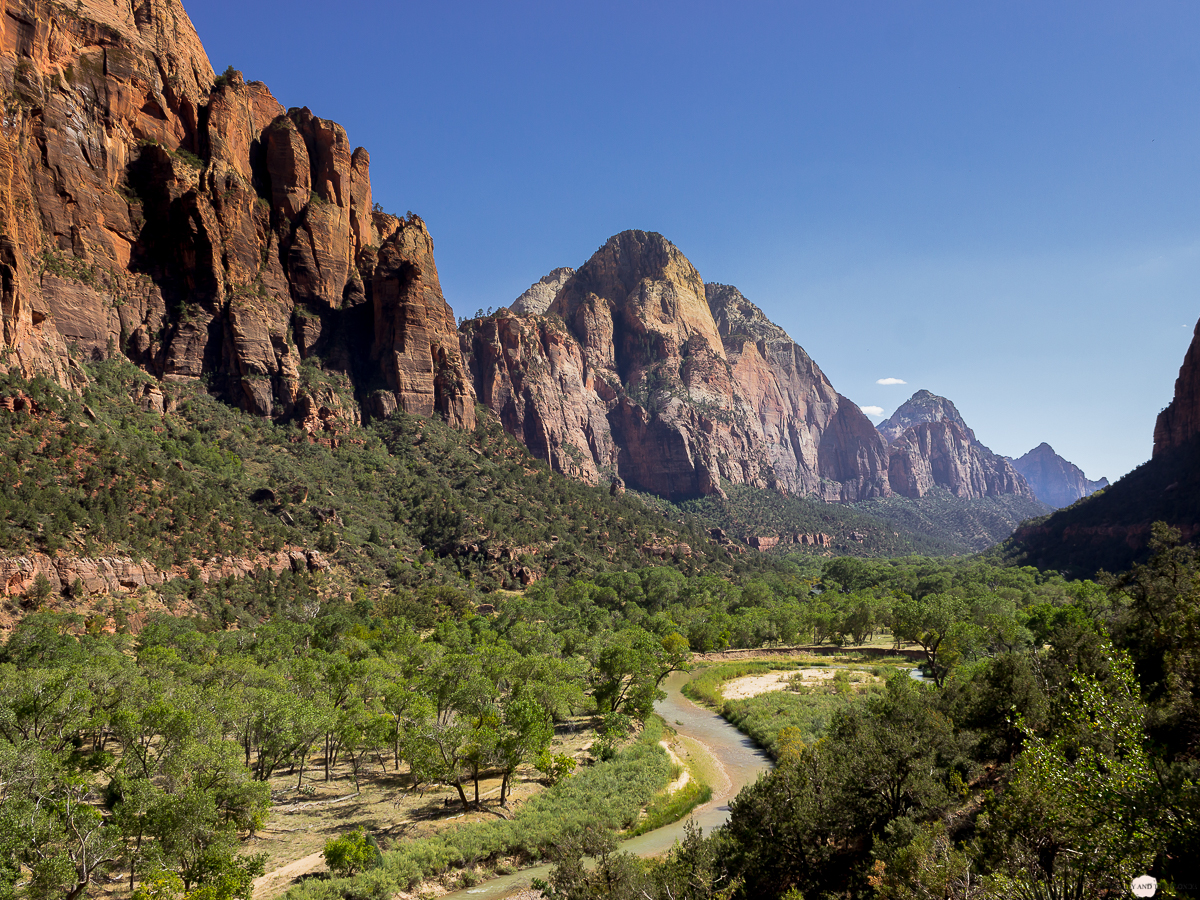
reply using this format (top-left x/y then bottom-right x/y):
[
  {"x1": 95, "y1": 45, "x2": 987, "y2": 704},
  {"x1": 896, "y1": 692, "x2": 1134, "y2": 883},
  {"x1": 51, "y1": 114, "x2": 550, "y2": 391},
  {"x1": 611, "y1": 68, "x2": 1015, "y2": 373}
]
[{"x1": 0, "y1": 0, "x2": 474, "y2": 428}]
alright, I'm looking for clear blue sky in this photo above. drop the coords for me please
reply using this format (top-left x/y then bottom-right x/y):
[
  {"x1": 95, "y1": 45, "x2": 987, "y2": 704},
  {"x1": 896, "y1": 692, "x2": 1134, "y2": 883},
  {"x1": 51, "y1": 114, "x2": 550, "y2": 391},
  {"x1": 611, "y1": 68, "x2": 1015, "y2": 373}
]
[{"x1": 188, "y1": 0, "x2": 1200, "y2": 482}]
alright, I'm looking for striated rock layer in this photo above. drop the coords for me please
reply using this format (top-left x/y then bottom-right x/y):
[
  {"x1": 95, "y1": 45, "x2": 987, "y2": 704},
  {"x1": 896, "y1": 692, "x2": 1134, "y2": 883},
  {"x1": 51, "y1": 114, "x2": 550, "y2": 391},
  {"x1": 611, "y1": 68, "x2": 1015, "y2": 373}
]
[
  {"x1": 1011, "y1": 442, "x2": 1108, "y2": 509},
  {"x1": 878, "y1": 391, "x2": 1034, "y2": 500},
  {"x1": 461, "y1": 232, "x2": 892, "y2": 500},
  {"x1": 0, "y1": 0, "x2": 473, "y2": 427},
  {"x1": 1154, "y1": 316, "x2": 1200, "y2": 456}
]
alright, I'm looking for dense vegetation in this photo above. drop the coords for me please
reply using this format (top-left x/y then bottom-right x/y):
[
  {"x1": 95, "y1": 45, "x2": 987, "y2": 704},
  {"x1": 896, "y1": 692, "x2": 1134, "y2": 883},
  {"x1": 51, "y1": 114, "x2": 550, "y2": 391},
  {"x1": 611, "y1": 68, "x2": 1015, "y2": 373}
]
[
  {"x1": 536, "y1": 528, "x2": 1200, "y2": 899},
  {"x1": 0, "y1": 358, "x2": 747, "y2": 605},
  {"x1": 4, "y1": 359, "x2": 1200, "y2": 900},
  {"x1": 0, "y1": 577, "x2": 694, "y2": 900},
  {"x1": 856, "y1": 489, "x2": 1051, "y2": 554},
  {"x1": 680, "y1": 483, "x2": 1049, "y2": 558}
]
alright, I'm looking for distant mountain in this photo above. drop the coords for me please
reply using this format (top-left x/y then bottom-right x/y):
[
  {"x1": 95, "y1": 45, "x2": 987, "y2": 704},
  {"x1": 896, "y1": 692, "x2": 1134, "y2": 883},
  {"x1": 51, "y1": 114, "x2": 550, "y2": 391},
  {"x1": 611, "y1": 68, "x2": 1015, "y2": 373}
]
[
  {"x1": 876, "y1": 391, "x2": 1037, "y2": 502},
  {"x1": 1010, "y1": 443, "x2": 1107, "y2": 509},
  {"x1": 1004, "y1": 317, "x2": 1200, "y2": 575},
  {"x1": 461, "y1": 232, "x2": 890, "y2": 500},
  {"x1": 877, "y1": 390, "x2": 976, "y2": 444}
]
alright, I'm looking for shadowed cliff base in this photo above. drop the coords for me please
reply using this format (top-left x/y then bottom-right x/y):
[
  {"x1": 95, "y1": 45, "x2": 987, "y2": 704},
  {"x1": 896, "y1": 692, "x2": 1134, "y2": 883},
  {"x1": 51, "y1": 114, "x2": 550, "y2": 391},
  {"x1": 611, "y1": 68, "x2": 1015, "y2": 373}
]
[{"x1": 999, "y1": 436, "x2": 1200, "y2": 577}]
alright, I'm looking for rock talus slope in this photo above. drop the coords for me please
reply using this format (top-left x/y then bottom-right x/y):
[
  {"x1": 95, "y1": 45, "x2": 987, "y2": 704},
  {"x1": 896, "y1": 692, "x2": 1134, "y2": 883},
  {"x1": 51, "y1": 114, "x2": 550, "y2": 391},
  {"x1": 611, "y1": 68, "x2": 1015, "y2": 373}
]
[
  {"x1": 461, "y1": 231, "x2": 892, "y2": 500},
  {"x1": 0, "y1": 0, "x2": 473, "y2": 427}
]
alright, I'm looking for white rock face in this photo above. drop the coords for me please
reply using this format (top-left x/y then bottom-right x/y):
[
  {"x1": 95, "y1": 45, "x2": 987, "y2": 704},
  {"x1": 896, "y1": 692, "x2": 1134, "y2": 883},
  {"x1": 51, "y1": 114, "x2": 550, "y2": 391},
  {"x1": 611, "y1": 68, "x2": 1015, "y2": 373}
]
[{"x1": 510, "y1": 267, "x2": 575, "y2": 315}]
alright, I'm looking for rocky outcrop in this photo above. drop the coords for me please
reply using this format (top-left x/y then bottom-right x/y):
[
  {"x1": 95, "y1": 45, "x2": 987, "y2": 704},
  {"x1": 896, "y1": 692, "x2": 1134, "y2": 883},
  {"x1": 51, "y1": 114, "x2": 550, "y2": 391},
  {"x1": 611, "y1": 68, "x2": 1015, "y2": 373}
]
[
  {"x1": 461, "y1": 232, "x2": 892, "y2": 500},
  {"x1": 879, "y1": 391, "x2": 1034, "y2": 500},
  {"x1": 1011, "y1": 443, "x2": 1107, "y2": 508},
  {"x1": 1007, "y1": 325, "x2": 1200, "y2": 575},
  {"x1": 511, "y1": 267, "x2": 574, "y2": 316},
  {"x1": 1154, "y1": 317, "x2": 1200, "y2": 456},
  {"x1": 0, "y1": 548, "x2": 326, "y2": 599},
  {"x1": 0, "y1": 0, "x2": 472, "y2": 427}
]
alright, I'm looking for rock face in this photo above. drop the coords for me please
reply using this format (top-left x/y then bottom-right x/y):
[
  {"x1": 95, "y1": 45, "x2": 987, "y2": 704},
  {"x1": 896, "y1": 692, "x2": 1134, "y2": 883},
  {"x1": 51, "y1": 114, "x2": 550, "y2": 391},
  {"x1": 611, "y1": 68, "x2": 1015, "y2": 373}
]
[
  {"x1": 1011, "y1": 443, "x2": 1108, "y2": 509},
  {"x1": 461, "y1": 232, "x2": 892, "y2": 500},
  {"x1": 877, "y1": 389, "x2": 975, "y2": 444},
  {"x1": 511, "y1": 267, "x2": 574, "y2": 316},
  {"x1": 1154, "y1": 317, "x2": 1200, "y2": 456},
  {"x1": 0, "y1": 0, "x2": 473, "y2": 427},
  {"x1": 0, "y1": 548, "x2": 322, "y2": 599},
  {"x1": 879, "y1": 391, "x2": 1034, "y2": 500},
  {"x1": 706, "y1": 283, "x2": 891, "y2": 501}
]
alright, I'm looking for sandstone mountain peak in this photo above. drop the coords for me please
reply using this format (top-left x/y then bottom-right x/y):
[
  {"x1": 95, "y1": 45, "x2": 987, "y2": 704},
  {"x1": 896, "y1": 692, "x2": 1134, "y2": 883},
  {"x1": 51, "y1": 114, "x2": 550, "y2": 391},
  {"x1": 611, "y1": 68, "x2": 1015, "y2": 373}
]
[
  {"x1": 877, "y1": 390, "x2": 975, "y2": 445},
  {"x1": 463, "y1": 234, "x2": 890, "y2": 500},
  {"x1": 874, "y1": 390, "x2": 1035, "y2": 502},
  {"x1": 548, "y1": 230, "x2": 726, "y2": 364},
  {"x1": 1011, "y1": 442, "x2": 1107, "y2": 509},
  {"x1": 1153, "y1": 316, "x2": 1200, "y2": 456}
]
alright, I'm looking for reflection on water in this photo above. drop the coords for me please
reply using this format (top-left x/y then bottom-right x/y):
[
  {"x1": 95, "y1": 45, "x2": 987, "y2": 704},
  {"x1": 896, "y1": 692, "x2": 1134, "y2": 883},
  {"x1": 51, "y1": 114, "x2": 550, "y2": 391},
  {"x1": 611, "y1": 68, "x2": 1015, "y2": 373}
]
[{"x1": 440, "y1": 669, "x2": 773, "y2": 898}]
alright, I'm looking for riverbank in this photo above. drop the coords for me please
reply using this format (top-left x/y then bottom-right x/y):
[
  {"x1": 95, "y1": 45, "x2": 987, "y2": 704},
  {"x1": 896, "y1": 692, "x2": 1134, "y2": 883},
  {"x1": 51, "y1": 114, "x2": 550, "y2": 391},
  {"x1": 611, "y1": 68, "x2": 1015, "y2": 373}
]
[{"x1": 438, "y1": 670, "x2": 773, "y2": 900}]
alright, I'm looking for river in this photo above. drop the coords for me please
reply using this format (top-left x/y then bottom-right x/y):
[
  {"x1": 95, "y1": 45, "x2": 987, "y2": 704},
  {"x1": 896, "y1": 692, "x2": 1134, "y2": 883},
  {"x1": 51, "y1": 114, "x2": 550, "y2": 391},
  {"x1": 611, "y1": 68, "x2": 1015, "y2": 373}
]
[{"x1": 440, "y1": 669, "x2": 773, "y2": 898}]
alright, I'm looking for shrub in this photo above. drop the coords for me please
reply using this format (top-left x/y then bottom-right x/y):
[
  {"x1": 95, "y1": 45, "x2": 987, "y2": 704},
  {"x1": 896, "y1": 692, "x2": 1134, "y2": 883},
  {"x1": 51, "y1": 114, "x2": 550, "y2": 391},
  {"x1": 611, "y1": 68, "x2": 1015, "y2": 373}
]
[{"x1": 323, "y1": 829, "x2": 382, "y2": 877}]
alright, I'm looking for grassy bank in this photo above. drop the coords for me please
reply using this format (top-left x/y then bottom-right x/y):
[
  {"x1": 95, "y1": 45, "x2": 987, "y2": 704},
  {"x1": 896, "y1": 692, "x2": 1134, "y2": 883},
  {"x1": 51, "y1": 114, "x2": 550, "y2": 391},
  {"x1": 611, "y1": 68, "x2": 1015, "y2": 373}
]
[
  {"x1": 285, "y1": 721, "x2": 674, "y2": 898},
  {"x1": 681, "y1": 660, "x2": 805, "y2": 708},
  {"x1": 630, "y1": 779, "x2": 713, "y2": 837},
  {"x1": 682, "y1": 658, "x2": 906, "y2": 758},
  {"x1": 722, "y1": 691, "x2": 856, "y2": 756}
]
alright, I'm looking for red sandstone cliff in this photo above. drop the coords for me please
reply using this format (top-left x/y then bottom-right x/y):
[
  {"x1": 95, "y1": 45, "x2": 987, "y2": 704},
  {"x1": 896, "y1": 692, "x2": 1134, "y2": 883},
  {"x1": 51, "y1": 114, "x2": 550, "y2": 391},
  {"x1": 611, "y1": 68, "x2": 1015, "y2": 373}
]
[
  {"x1": 461, "y1": 232, "x2": 892, "y2": 500},
  {"x1": 1154, "y1": 316, "x2": 1200, "y2": 456},
  {"x1": 0, "y1": 0, "x2": 472, "y2": 427}
]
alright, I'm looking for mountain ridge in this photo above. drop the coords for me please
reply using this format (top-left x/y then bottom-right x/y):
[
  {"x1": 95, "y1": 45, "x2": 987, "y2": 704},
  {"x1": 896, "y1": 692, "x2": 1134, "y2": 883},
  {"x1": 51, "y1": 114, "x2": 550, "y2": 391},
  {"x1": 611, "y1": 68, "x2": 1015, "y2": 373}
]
[
  {"x1": 1010, "y1": 442, "x2": 1107, "y2": 509},
  {"x1": 873, "y1": 390, "x2": 1036, "y2": 502},
  {"x1": 462, "y1": 232, "x2": 892, "y2": 501},
  {"x1": 1005, "y1": 319, "x2": 1200, "y2": 574}
]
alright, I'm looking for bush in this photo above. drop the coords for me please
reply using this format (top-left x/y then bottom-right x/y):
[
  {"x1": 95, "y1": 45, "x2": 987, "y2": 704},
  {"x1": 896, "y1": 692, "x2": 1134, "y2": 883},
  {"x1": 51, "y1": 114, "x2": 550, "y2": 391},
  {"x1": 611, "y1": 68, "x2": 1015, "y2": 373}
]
[{"x1": 323, "y1": 829, "x2": 382, "y2": 877}]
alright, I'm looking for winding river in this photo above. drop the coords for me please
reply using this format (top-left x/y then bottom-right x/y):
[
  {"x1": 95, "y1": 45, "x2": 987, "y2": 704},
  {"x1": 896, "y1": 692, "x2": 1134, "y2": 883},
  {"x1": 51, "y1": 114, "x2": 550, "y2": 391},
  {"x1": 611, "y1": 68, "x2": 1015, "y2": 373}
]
[{"x1": 440, "y1": 669, "x2": 773, "y2": 898}]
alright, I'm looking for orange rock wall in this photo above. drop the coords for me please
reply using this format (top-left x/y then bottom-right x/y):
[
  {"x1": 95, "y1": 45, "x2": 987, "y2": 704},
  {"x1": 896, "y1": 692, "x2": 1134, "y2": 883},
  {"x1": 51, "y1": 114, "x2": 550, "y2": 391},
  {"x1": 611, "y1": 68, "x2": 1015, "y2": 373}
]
[{"x1": 0, "y1": 0, "x2": 473, "y2": 427}]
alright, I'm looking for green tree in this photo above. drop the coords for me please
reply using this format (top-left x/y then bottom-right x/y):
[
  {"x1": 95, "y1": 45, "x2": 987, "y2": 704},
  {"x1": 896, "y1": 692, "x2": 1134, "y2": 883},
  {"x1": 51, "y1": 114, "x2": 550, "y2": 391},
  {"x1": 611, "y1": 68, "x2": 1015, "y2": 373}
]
[
  {"x1": 495, "y1": 698, "x2": 553, "y2": 805},
  {"x1": 976, "y1": 648, "x2": 1190, "y2": 899},
  {"x1": 589, "y1": 628, "x2": 689, "y2": 721},
  {"x1": 893, "y1": 594, "x2": 980, "y2": 687},
  {"x1": 322, "y1": 828, "x2": 381, "y2": 877}
]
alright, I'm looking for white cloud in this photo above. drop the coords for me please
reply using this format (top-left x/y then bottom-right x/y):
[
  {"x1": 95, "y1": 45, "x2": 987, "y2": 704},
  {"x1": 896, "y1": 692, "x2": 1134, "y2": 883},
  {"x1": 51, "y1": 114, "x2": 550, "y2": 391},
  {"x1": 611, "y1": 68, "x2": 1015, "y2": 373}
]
[
  {"x1": 861, "y1": 405, "x2": 884, "y2": 416},
  {"x1": 876, "y1": 377, "x2": 907, "y2": 385}
]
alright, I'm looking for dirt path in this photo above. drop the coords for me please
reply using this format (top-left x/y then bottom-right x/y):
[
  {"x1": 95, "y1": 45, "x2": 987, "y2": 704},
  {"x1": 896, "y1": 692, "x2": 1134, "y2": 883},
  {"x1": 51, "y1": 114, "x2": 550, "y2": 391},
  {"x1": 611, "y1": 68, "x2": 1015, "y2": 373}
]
[{"x1": 253, "y1": 851, "x2": 326, "y2": 898}]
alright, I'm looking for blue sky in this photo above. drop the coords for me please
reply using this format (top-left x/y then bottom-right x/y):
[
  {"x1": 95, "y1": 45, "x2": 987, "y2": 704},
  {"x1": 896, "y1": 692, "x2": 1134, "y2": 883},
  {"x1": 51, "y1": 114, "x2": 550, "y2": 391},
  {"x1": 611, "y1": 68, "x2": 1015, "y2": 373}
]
[{"x1": 188, "y1": 1, "x2": 1200, "y2": 482}]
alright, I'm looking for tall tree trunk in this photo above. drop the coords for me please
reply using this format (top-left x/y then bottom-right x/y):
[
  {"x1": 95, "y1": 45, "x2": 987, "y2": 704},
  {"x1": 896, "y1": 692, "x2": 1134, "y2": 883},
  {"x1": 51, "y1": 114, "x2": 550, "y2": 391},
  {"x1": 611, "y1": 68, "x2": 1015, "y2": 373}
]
[{"x1": 454, "y1": 778, "x2": 469, "y2": 810}]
